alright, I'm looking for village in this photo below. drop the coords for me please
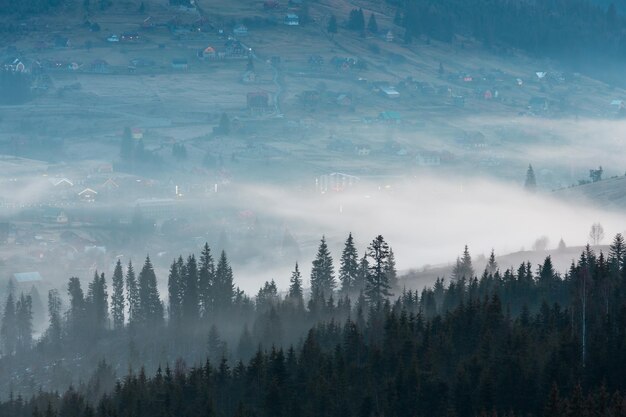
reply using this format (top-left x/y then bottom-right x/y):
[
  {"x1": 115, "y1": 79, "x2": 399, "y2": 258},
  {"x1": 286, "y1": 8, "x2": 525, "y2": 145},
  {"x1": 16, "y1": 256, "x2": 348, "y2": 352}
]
[{"x1": 2, "y1": 0, "x2": 626, "y2": 319}]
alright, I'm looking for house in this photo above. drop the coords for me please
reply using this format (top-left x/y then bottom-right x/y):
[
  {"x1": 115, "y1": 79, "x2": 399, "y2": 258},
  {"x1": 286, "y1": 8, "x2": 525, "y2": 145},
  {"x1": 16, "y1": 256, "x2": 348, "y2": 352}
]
[
  {"x1": 12, "y1": 272, "x2": 43, "y2": 287},
  {"x1": 356, "y1": 145, "x2": 371, "y2": 156},
  {"x1": 171, "y1": 58, "x2": 189, "y2": 70},
  {"x1": 233, "y1": 24, "x2": 248, "y2": 36},
  {"x1": 385, "y1": 30, "x2": 394, "y2": 42},
  {"x1": 247, "y1": 92, "x2": 270, "y2": 114},
  {"x1": 284, "y1": 14, "x2": 299, "y2": 25},
  {"x1": 4, "y1": 58, "x2": 26, "y2": 73},
  {"x1": 90, "y1": 59, "x2": 109, "y2": 73},
  {"x1": 201, "y1": 46, "x2": 217, "y2": 60},
  {"x1": 225, "y1": 39, "x2": 247, "y2": 56},
  {"x1": 50, "y1": 178, "x2": 74, "y2": 188},
  {"x1": 121, "y1": 32, "x2": 140, "y2": 41},
  {"x1": 380, "y1": 85, "x2": 400, "y2": 98},
  {"x1": 242, "y1": 70, "x2": 256, "y2": 83},
  {"x1": 528, "y1": 97, "x2": 548, "y2": 112},
  {"x1": 78, "y1": 187, "x2": 98, "y2": 202},
  {"x1": 415, "y1": 151, "x2": 441, "y2": 167},
  {"x1": 101, "y1": 178, "x2": 119, "y2": 190},
  {"x1": 56, "y1": 211, "x2": 69, "y2": 224},
  {"x1": 316, "y1": 172, "x2": 360, "y2": 193},
  {"x1": 336, "y1": 94, "x2": 352, "y2": 106},
  {"x1": 379, "y1": 111, "x2": 402, "y2": 124},
  {"x1": 131, "y1": 128, "x2": 144, "y2": 140}
]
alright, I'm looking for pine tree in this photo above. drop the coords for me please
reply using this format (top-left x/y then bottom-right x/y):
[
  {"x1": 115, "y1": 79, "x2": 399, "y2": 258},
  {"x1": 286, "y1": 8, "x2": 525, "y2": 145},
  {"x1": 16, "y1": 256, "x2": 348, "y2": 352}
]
[
  {"x1": 126, "y1": 261, "x2": 139, "y2": 326},
  {"x1": 214, "y1": 251, "x2": 234, "y2": 313},
  {"x1": 47, "y1": 289, "x2": 62, "y2": 349},
  {"x1": 15, "y1": 293, "x2": 33, "y2": 351},
  {"x1": 486, "y1": 249, "x2": 498, "y2": 275},
  {"x1": 524, "y1": 164, "x2": 537, "y2": 192},
  {"x1": 339, "y1": 233, "x2": 359, "y2": 294},
  {"x1": 328, "y1": 15, "x2": 338, "y2": 35},
  {"x1": 67, "y1": 277, "x2": 86, "y2": 338},
  {"x1": 355, "y1": 252, "x2": 369, "y2": 292},
  {"x1": 385, "y1": 248, "x2": 398, "y2": 290},
  {"x1": 0, "y1": 293, "x2": 17, "y2": 355},
  {"x1": 609, "y1": 233, "x2": 625, "y2": 275},
  {"x1": 367, "y1": 13, "x2": 378, "y2": 33},
  {"x1": 199, "y1": 243, "x2": 215, "y2": 318},
  {"x1": 365, "y1": 235, "x2": 392, "y2": 305},
  {"x1": 452, "y1": 245, "x2": 475, "y2": 281},
  {"x1": 168, "y1": 257, "x2": 184, "y2": 326},
  {"x1": 288, "y1": 263, "x2": 304, "y2": 306},
  {"x1": 111, "y1": 260, "x2": 125, "y2": 330},
  {"x1": 182, "y1": 254, "x2": 199, "y2": 324},
  {"x1": 310, "y1": 236, "x2": 335, "y2": 301},
  {"x1": 137, "y1": 256, "x2": 163, "y2": 326},
  {"x1": 86, "y1": 272, "x2": 108, "y2": 335}
]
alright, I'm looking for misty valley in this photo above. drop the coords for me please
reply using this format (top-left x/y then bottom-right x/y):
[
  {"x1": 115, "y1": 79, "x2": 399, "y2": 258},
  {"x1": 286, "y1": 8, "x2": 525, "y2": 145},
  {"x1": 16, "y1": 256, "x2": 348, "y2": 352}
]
[{"x1": 2, "y1": 0, "x2": 626, "y2": 415}]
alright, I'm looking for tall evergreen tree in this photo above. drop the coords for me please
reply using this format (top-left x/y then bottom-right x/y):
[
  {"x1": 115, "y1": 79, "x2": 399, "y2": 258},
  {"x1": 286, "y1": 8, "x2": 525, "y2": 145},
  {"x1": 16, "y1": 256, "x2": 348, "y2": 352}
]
[
  {"x1": 168, "y1": 257, "x2": 184, "y2": 326},
  {"x1": 355, "y1": 252, "x2": 369, "y2": 292},
  {"x1": 524, "y1": 164, "x2": 537, "y2": 191},
  {"x1": 367, "y1": 13, "x2": 378, "y2": 33},
  {"x1": 125, "y1": 261, "x2": 139, "y2": 326},
  {"x1": 86, "y1": 272, "x2": 108, "y2": 335},
  {"x1": 310, "y1": 236, "x2": 335, "y2": 300},
  {"x1": 15, "y1": 293, "x2": 33, "y2": 351},
  {"x1": 137, "y1": 256, "x2": 164, "y2": 326},
  {"x1": 365, "y1": 235, "x2": 392, "y2": 305},
  {"x1": 111, "y1": 261, "x2": 125, "y2": 331},
  {"x1": 0, "y1": 292, "x2": 17, "y2": 355},
  {"x1": 182, "y1": 254, "x2": 199, "y2": 324},
  {"x1": 67, "y1": 277, "x2": 86, "y2": 338},
  {"x1": 198, "y1": 243, "x2": 215, "y2": 318},
  {"x1": 339, "y1": 233, "x2": 359, "y2": 294},
  {"x1": 47, "y1": 289, "x2": 62, "y2": 348},
  {"x1": 385, "y1": 247, "x2": 398, "y2": 290},
  {"x1": 288, "y1": 263, "x2": 304, "y2": 306},
  {"x1": 486, "y1": 249, "x2": 498, "y2": 275},
  {"x1": 214, "y1": 251, "x2": 234, "y2": 313}
]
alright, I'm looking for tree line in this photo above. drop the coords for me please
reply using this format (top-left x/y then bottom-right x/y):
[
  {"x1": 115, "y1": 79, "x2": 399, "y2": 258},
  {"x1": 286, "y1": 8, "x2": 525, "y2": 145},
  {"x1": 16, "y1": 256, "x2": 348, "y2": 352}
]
[{"x1": 2, "y1": 233, "x2": 626, "y2": 416}]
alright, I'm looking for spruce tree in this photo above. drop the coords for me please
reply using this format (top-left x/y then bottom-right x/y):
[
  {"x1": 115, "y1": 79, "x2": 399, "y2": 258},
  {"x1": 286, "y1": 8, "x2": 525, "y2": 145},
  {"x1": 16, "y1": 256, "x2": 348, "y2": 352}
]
[
  {"x1": 486, "y1": 249, "x2": 498, "y2": 275},
  {"x1": 214, "y1": 251, "x2": 234, "y2": 313},
  {"x1": 367, "y1": 13, "x2": 378, "y2": 33},
  {"x1": 47, "y1": 289, "x2": 62, "y2": 348},
  {"x1": 355, "y1": 252, "x2": 369, "y2": 292},
  {"x1": 199, "y1": 243, "x2": 215, "y2": 318},
  {"x1": 385, "y1": 248, "x2": 398, "y2": 290},
  {"x1": 15, "y1": 293, "x2": 33, "y2": 351},
  {"x1": 365, "y1": 235, "x2": 392, "y2": 305},
  {"x1": 67, "y1": 277, "x2": 86, "y2": 338},
  {"x1": 111, "y1": 260, "x2": 125, "y2": 331},
  {"x1": 310, "y1": 236, "x2": 335, "y2": 301},
  {"x1": 167, "y1": 257, "x2": 183, "y2": 326},
  {"x1": 138, "y1": 256, "x2": 164, "y2": 326},
  {"x1": 0, "y1": 293, "x2": 17, "y2": 355},
  {"x1": 182, "y1": 254, "x2": 199, "y2": 324},
  {"x1": 86, "y1": 272, "x2": 108, "y2": 335},
  {"x1": 125, "y1": 261, "x2": 139, "y2": 326},
  {"x1": 339, "y1": 233, "x2": 359, "y2": 294},
  {"x1": 288, "y1": 263, "x2": 304, "y2": 306},
  {"x1": 524, "y1": 164, "x2": 537, "y2": 192}
]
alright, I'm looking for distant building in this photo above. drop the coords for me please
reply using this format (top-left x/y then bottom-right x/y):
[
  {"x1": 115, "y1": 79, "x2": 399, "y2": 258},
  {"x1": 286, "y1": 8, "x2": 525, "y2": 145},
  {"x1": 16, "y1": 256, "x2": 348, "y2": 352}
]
[
  {"x1": 284, "y1": 14, "x2": 300, "y2": 26},
  {"x1": 135, "y1": 198, "x2": 178, "y2": 220},
  {"x1": 380, "y1": 85, "x2": 400, "y2": 98},
  {"x1": 247, "y1": 92, "x2": 270, "y2": 114},
  {"x1": 385, "y1": 30, "x2": 394, "y2": 42},
  {"x1": 233, "y1": 24, "x2": 248, "y2": 36},
  {"x1": 415, "y1": 151, "x2": 441, "y2": 167},
  {"x1": 379, "y1": 111, "x2": 402, "y2": 124},
  {"x1": 78, "y1": 187, "x2": 98, "y2": 202},
  {"x1": 12, "y1": 272, "x2": 43, "y2": 287},
  {"x1": 171, "y1": 58, "x2": 189, "y2": 70},
  {"x1": 316, "y1": 173, "x2": 360, "y2": 193}
]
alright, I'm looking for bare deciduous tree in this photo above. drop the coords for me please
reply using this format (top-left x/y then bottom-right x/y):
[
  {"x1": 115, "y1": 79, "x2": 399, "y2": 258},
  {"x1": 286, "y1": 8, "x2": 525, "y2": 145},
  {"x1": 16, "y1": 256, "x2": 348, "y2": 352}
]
[{"x1": 589, "y1": 223, "x2": 605, "y2": 246}]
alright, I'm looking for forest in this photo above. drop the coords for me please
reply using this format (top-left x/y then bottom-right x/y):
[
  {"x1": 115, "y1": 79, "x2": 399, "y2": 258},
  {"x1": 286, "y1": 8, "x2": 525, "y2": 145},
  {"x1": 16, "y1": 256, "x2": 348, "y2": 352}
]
[{"x1": 1, "y1": 232, "x2": 626, "y2": 416}]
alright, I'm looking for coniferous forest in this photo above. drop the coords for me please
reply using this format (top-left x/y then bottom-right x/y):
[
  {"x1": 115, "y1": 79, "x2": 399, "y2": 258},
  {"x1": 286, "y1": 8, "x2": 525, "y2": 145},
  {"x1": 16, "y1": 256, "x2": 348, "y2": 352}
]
[{"x1": 2, "y1": 233, "x2": 626, "y2": 417}]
